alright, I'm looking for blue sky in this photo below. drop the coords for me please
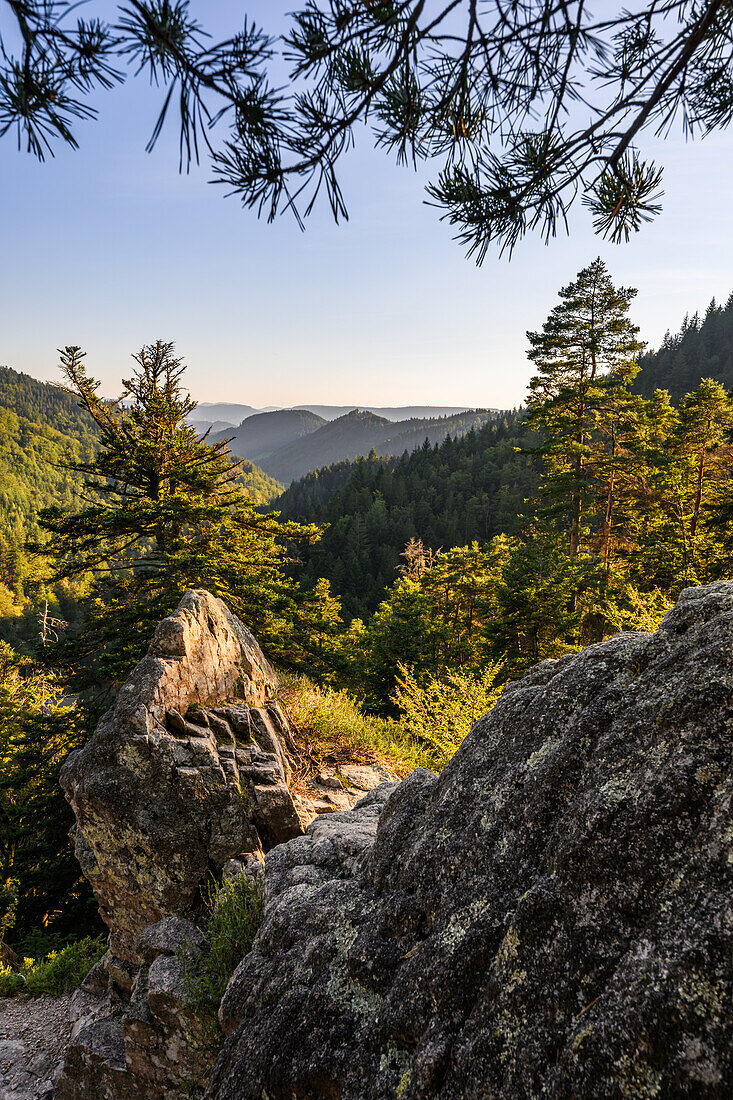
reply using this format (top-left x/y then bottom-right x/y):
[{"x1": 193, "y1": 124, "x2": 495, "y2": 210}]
[{"x1": 2, "y1": 1, "x2": 732, "y2": 410}]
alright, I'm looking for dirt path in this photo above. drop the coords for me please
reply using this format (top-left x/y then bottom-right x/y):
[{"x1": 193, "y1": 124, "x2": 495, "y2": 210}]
[{"x1": 0, "y1": 994, "x2": 76, "y2": 1099}]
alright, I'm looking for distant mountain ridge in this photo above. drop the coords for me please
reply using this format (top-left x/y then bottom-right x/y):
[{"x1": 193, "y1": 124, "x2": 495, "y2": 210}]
[
  {"x1": 245, "y1": 407, "x2": 498, "y2": 485},
  {"x1": 192, "y1": 402, "x2": 488, "y2": 431},
  {"x1": 291, "y1": 404, "x2": 490, "y2": 421},
  {"x1": 213, "y1": 409, "x2": 326, "y2": 462}
]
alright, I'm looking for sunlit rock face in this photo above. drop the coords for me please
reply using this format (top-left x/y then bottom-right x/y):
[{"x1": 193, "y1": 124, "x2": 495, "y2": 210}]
[
  {"x1": 60, "y1": 588, "x2": 312, "y2": 968},
  {"x1": 56, "y1": 590, "x2": 321, "y2": 1100},
  {"x1": 209, "y1": 581, "x2": 733, "y2": 1100}
]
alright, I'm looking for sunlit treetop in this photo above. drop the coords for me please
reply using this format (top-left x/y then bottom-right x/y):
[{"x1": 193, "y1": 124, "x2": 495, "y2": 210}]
[{"x1": 2, "y1": 0, "x2": 732, "y2": 258}]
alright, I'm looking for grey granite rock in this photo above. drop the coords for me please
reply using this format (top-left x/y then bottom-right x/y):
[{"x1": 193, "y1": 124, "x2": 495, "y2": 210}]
[
  {"x1": 208, "y1": 581, "x2": 733, "y2": 1099},
  {"x1": 60, "y1": 588, "x2": 306, "y2": 966},
  {"x1": 56, "y1": 591, "x2": 312, "y2": 1099}
]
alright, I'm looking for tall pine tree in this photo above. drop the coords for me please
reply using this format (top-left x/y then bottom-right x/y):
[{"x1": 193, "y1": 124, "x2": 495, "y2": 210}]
[{"x1": 525, "y1": 258, "x2": 644, "y2": 559}]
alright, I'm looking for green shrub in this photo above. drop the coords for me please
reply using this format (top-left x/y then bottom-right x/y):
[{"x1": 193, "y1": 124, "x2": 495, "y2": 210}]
[
  {"x1": 392, "y1": 663, "x2": 503, "y2": 770},
  {"x1": 24, "y1": 935, "x2": 106, "y2": 996},
  {"x1": 277, "y1": 672, "x2": 430, "y2": 776},
  {"x1": 0, "y1": 935, "x2": 105, "y2": 998},
  {"x1": 0, "y1": 878, "x2": 19, "y2": 940},
  {"x1": 0, "y1": 963, "x2": 26, "y2": 997},
  {"x1": 183, "y1": 873, "x2": 265, "y2": 1050}
]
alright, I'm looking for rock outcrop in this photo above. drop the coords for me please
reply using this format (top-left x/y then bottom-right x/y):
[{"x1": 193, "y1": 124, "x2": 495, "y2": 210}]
[
  {"x1": 59, "y1": 589, "x2": 315, "y2": 970},
  {"x1": 57, "y1": 589, "x2": 371, "y2": 1099},
  {"x1": 208, "y1": 582, "x2": 733, "y2": 1099},
  {"x1": 54, "y1": 916, "x2": 210, "y2": 1100}
]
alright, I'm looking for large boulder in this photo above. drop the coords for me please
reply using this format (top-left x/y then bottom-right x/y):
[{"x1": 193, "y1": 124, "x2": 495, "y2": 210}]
[
  {"x1": 56, "y1": 590, "x2": 319, "y2": 1099},
  {"x1": 60, "y1": 588, "x2": 309, "y2": 967},
  {"x1": 208, "y1": 581, "x2": 733, "y2": 1099},
  {"x1": 57, "y1": 589, "x2": 399, "y2": 1099}
]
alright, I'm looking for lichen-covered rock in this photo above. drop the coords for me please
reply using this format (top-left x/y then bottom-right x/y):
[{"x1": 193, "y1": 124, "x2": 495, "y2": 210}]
[
  {"x1": 60, "y1": 589, "x2": 306, "y2": 966},
  {"x1": 208, "y1": 581, "x2": 733, "y2": 1099},
  {"x1": 55, "y1": 917, "x2": 209, "y2": 1100},
  {"x1": 56, "y1": 590, "x2": 318, "y2": 1099}
]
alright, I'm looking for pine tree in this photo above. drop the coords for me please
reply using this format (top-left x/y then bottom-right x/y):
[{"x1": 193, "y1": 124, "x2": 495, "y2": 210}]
[{"x1": 525, "y1": 258, "x2": 645, "y2": 559}]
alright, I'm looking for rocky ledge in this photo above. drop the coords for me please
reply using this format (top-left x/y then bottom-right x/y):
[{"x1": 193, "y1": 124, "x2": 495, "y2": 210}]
[{"x1": 207, "y1": 581, "x2": 733, "y2": 1099}]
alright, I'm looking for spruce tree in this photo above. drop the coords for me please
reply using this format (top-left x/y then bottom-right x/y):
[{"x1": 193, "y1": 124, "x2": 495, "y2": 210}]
[
  {"x1": 40, "y1": 342, "x2": 320, "y2": 686},
  {"x1": 660, "y1": 379, "x2": 733, "y2": 584}
]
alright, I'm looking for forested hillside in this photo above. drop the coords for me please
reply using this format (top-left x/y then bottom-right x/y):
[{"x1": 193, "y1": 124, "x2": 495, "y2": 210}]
[
  {"x1": 0, "y1": 366, "x2": 282, "y2": 645},
  {"x1": 0, "y1": 370, "x2": 98, "y2": 636},
  {"x1": 0, "y1": 366, "x2": 96, "y2": 439},
  {"x1": 278, "y1": 415, "x2": 534, "y2": 620},
  {"x1": 634, "y1": 294, "x2": 733, "y2": 402},
  {"x1": 231, "y1": 461, "x2": 284, "y2": 504},
  {"x1": 261, "y1": 407, "x2": 497, "y2": 484}
]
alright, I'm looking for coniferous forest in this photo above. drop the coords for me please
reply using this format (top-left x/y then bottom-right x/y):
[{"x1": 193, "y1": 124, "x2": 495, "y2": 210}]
[{"x1": 1, "y1": 260, "x2": 733, "y2": 964}]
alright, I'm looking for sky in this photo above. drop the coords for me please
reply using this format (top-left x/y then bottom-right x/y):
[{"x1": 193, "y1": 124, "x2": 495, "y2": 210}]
[{"x1": 2, "y1": 1, "x2": 732, "y2": 411}]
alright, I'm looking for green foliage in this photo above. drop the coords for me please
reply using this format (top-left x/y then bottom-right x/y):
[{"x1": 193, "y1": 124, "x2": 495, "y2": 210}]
[
  {"x1": 0, "y1": 963, "x2": 25, "y2": 997},
  {"x1": 278, "y1": 414, "x2": 535, "y2": 622},
  {"x1": 41, "y1": 342, "x2": 321, "y2": 687},
  {"x1": 0, "y1": 642, "x2": 100, "y2": 944},
  {"x1": 525, "y1": 257, "x2": 645, "y2": 564},
  {"x1": 278, "y1": 672, "x2": 430, "y2": 776},
  {"x1": 182, "y1": 874, "x2": 265, "y2": 1049},
  {"x1": 0, "y1": 367, "x2": 98, "y2": 646},
  {"x1": 0, "y1": 935, "x2": 105, "y2": 998},
  {"x1": 0, "y1": 366, "x2": 95, "y2": 440},
  {"x1": 633, "y1": 295, "x2": 733, "y2": 403},
  {"x1": 336, "y1": 258, "x2": 733, "y2": 709},
  {"x1": 393, "y1": 663, "x2": 503, "y2": 770},
  {"x1": 235, "y1": 460, "x2": 284, "y2": 505},
  {"x1": 0, "y1": 878, "x2": 19, "y2": 950},
  {"x1": 350, "y1": 540, "x2": 508, "y2": 710},
  {"x1": 3, "y1": 3, "x2": 729, "y2": 254}
]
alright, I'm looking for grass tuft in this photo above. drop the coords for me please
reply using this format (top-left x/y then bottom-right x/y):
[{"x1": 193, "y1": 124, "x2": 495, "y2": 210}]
[
  {"x1": 277, "y1": 672, "x2": 430, "y2": 778},
  {"x1": 182, "y1": 872, "x2": 265, "y2": 1052}
]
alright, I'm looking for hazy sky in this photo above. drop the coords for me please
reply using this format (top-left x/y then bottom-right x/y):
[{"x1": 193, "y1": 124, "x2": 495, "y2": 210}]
[{"x1": 2, "y1": 1, "x2": 732, "y2": 410}]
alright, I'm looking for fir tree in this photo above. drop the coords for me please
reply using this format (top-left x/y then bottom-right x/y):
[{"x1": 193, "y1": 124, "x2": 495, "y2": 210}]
[{"x1": 40, "y1": 342, "x2": 320, "y2": 686}]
